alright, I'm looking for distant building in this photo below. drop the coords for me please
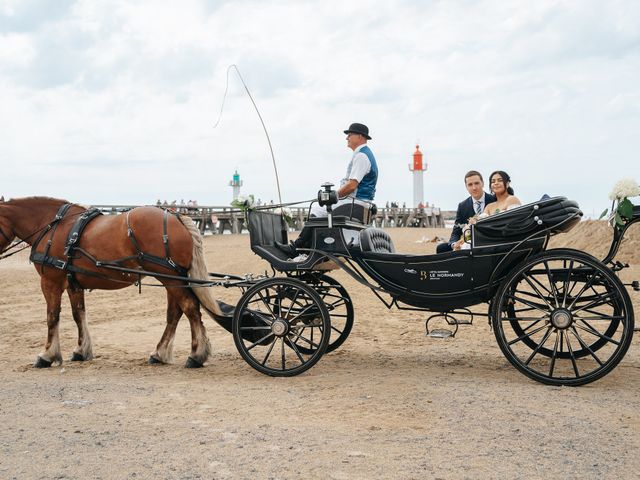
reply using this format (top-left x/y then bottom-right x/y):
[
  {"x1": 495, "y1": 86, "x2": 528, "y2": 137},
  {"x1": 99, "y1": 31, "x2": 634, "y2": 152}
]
[
  {"x1": 229, "y1": 170, "x2": 243, "y2": 201},
  {"x1": 408, "y1": 145, "x2": 427, "y2": 207}
]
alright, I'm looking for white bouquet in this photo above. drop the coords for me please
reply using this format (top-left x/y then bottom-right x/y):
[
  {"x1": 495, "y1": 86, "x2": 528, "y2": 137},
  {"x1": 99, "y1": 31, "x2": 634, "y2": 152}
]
[
  {"x1": 609, "y1": 178, "x2": 640, "y2": 201},
  {"x1": 231, "y1": 194, "x2": 255, "y2": 211},
  {"x1": 273, "y1": 206, "x2": 295, "y2": 227},
  {"x1": 600, "y1": 178, "x2": 639, "y2": 228}
]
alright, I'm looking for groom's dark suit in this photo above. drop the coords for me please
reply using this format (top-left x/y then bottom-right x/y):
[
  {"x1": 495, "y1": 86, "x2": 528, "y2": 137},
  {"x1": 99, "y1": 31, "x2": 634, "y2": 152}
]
[{"x1": 437, "y1": 192, "x2": 496, "y2": 253}]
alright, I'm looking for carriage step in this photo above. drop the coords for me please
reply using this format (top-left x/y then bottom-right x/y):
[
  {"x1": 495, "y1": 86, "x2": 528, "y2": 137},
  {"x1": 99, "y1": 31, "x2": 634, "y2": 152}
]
[
  {"x1": 424, "y1": 310, "x2": 474, "y2": 338},
  {"x1": 426, "y1": 328, "x2": 455, "y2": 339}
]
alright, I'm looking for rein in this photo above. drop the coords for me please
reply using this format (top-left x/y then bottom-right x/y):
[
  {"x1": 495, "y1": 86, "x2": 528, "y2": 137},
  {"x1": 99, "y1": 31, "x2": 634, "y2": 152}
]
[{"x1": 0, "y1": 241, "x2": 30, "y2": 260}]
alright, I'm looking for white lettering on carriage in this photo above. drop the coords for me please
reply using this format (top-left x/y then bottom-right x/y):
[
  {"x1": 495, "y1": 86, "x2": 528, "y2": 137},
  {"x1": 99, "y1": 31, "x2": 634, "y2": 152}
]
[{"x1": 421, "y1": 270, "x2": 464, "y2": 281}]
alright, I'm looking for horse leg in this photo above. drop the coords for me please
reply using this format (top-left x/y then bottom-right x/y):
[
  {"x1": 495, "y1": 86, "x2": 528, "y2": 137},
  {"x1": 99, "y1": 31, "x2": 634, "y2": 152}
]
[
  {"x1": 149, "y1": 288, "x2": 183, "y2": 364},
  {"x1": 35, "y1": 277, "x2": 64, "y2": 368},
  {"x1": 67, "y1": 288, "x2": 93, "y2": 361},
  {"x1": 178, "y1": 290, "x2": 211, "y2": 368}
]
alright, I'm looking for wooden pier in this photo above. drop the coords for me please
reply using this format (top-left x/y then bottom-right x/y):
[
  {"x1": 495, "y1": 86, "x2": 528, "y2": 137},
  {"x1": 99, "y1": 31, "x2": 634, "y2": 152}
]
[{"x1": 92, "y1": 204, "x2": 450, "y2": 234}]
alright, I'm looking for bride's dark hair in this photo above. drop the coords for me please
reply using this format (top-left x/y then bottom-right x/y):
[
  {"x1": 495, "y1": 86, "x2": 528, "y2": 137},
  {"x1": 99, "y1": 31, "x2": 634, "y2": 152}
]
[{"x1": 489, "y1": 170, "x2": 514, "y2": 195}]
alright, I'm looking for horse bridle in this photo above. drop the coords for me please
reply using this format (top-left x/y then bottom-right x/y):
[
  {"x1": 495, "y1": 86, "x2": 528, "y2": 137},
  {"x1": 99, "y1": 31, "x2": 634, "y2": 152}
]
[
  {"x1": 0, "y1": 223, "x2": 26, "y2": 260},
  {"x1": 0, "y1": 224, "x2": 12, "y2": 244}
]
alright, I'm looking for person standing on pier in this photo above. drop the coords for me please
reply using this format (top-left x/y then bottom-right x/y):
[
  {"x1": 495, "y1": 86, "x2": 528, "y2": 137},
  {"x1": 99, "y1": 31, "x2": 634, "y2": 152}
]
[{"x1": 436, "y1": 170, "x2": 495, "y2": 253}]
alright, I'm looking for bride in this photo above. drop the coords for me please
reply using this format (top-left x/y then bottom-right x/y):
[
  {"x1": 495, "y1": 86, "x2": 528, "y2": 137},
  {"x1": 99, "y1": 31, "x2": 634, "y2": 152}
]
[
  {"x1": 484, "y1": 170, "x2": 521, "y2": 214},
  {"x1": 453, "y1": 170, "x2": 521, "y2": 251}
]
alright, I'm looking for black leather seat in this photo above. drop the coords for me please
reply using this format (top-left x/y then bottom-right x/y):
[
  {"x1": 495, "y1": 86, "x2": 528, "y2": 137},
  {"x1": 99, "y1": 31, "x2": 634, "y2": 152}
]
[
  {"x1": 359, "y1": 228, "x2": 395, "y2": 253},
  {"x1": 332, "y1": 202, "x2": 375, "y2": 224}
]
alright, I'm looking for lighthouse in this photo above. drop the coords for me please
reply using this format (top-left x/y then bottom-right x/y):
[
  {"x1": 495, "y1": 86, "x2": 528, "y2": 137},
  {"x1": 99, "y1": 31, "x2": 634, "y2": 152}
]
[
  {"x1": 229, "y1": 169, "x2": 243, "y2": 201},
  {"x1": 408, "y1": 145, "x2": 426, "y2": 207}
]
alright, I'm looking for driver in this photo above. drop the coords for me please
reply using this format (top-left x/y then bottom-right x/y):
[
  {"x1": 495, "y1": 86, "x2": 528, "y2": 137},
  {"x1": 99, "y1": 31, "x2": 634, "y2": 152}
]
[{"x1": 276, "y1": 122, "x2": 378, "y2": 257}]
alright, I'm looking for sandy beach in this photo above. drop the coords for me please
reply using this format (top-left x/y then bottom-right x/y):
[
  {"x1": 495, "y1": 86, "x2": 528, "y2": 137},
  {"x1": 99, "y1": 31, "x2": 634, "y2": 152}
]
[{"x1": 1, "y1": 222, "x2": 639, "y2": 479}]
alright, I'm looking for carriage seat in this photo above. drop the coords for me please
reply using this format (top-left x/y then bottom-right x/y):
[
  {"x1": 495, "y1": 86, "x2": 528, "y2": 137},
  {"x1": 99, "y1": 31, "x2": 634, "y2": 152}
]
[
  {"x1": 332, "y1": 201, "x2": 376, "y2": 224},
  {"x1": 359, "y1": 228, "x2": 396, "y2": 253}
]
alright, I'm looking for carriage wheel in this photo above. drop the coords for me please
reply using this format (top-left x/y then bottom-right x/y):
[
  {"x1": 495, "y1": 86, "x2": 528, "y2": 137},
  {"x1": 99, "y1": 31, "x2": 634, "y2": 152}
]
[
  {"x1": 232, "y1": 277, "x2": 331, "y2": 376},
  {"x1": 296, "y1": 274, "x2": 354, "y2": 354},
  {"x1": 492, "y1": 249, "x2": 634, "y2": 386},
  {"x1": 507, "y1": 283, "x2": 622, "y2": 359}
]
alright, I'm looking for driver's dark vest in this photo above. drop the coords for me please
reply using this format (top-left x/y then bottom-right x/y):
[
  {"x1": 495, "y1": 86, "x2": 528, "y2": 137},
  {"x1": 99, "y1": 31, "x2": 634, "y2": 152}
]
[{"x1": 353, "y1": 145, "x2": 378, "y2": 201}]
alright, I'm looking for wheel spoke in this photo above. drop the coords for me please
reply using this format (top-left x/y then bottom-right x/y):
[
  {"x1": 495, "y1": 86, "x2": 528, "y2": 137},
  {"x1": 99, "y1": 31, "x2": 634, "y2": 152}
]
[
  {"x1": 522, "y1": 274, "x2": 554, "y2": 309},
  {"x1": 542, "y1": 261, "x2": 561, "y2": 308},
  {"x1": 513, "y1": 288, "x2": 553, "y2": 303},
  {"x1": 288, "y1": 303, "x2": 318, "y2": 323},
  {"x1": 320, "y1": 292, "x2": 346, "y2": 301},
  {"x1": 574, "y1": 321, "x2": 621, "y2": 346},
  {"x1": 292, "y1": 332, "x2": 322, "y2": 349},
  {"x1": 256, "y1": 290, "x2": 278, "y2": 319},
  {"x1": 281, "y1": 338, "x2": 286, "y2": 370},
  {"x1": 513, "y1": 306, "x2": 538, "y2": 314},
  {"x1": 330, "y1": 324, "x2": 345, "y2": 335},
  {"x1": 285, "y1": 337, "x2": 306, "y2": 364},
  {"x1": 240, "y1": 326, "x2": 272, "y2": 331},
  {"x1": 548, "y1": 333, "x2": 560, "y2": 377},
  {"x1": 507, "y1": 294, "x2": 551, "y2": 315},
  {"x1": 523, "y1": 327, "x2": 554, "y2": 365},
  {"x1": 567, "y1": 271, "x2": 604, "y2": 310},
  {"x1": 246, "y1": 332, "x2": 275, "y2": 351},
  {"x1": 572, "y1": 291, "x2": 617, "y2": 315},
  {"x1": 574, "y1": 314, "x2": 624, "y2": 321},
  {"x1": 261, "y1": 338, "x2": 277, "y2": 366},
  {"x1": 561, "y1": 260, "x2": 575, "y2": 308},
  {"x1": 564, "y1": 331, "x2": 580, "y2": 377},
  {"x1": 507, "y1": 322, "x2": 549, "y2": 346},
  {"x1": 283, "y1": 287, "x2": 302, "y2": 319},
  {"x1": 581, "y1": 306, "x2": 621, "y2": 318},
  {"x1": 326, "y1": 298, "x2": 347, "y2": 309},
  {"x1": 527, "y1": 273, "x2": 554, "y2": 297},
  {"x1": 569, "y1": 327, "x2": 604, "y2": 366},
  {"x1": 503, "y1": 316, "x2": 549, "y2": 322}
]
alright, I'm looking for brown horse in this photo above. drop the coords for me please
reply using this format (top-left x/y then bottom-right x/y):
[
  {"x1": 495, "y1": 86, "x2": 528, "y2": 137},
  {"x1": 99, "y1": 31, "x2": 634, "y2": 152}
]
[{"x1": 0, "y1": 196, "x2": 224, "y2": 368}]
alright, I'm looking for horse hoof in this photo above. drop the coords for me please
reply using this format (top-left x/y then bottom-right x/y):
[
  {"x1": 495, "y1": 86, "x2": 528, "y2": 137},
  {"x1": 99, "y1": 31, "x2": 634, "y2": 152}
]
[
  {"x1": 71, "y1": 352, "x2": 85, "y2": 362},
  {"x1": 34, "y1": 357, "x2": 52, "y2": 368},
  {"x1": 148, "y1": 355, "x2": 163, "y2": 365},
  {"x1": 185, "y1": 357, "x2": 203, "y2": 369}
]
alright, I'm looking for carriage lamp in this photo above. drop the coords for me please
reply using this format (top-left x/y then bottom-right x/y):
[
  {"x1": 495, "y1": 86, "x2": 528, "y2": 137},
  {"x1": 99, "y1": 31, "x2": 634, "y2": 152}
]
[
  {"x1": 318, "y1": 182, "x2": 338, "y2": 207},
  {"x1": 318, "y1": 182, "x2": 338, "y2": 228}
]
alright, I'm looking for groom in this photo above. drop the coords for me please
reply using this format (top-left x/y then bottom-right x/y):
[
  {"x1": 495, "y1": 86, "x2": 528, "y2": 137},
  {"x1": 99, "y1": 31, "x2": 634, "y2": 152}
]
[{"x1": 436, "y1": 170, "x2": 496, "y2": 253}]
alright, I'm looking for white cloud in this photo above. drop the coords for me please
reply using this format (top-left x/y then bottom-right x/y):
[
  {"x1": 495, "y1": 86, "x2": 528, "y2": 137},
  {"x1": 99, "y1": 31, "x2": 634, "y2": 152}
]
[{"x1": 0, "y1": 0, "x2": 638, "y2": 217}]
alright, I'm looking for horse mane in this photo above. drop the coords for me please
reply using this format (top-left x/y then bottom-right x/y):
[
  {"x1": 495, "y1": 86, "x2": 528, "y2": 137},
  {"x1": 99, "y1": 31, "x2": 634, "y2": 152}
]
[
  {"x1": 5, "y1": 196, "x2": 87, "y2": 210},
  {"x1": 6, "y1": 195, "x2": 69, "y2": 205}
]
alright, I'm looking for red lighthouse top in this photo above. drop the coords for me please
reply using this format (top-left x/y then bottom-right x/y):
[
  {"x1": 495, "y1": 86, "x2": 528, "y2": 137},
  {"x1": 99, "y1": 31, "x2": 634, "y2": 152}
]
[{"x1": 412, "y1": 145, "x2": 425, "y2": 171}]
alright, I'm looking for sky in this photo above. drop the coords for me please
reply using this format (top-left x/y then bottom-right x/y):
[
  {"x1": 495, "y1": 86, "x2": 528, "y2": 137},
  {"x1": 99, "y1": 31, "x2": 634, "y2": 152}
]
[{"x1": 1, "y1": 0, "x2": 639, "y2": 216}]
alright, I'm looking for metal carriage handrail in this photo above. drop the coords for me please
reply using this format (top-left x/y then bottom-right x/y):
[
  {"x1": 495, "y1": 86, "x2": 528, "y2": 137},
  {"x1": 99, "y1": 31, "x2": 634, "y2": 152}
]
[{"x1": 602, "y1": 206, "x2": 640, "y2": 265}]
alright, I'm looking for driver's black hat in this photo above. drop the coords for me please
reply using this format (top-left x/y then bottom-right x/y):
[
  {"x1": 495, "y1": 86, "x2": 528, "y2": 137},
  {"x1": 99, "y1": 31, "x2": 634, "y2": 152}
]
[{"x1": 343, "y1": 123, "x2": 371, "y2": 140}]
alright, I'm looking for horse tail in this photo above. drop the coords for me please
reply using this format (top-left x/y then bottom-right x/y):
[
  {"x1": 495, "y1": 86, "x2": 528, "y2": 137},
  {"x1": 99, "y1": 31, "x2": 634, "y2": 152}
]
[{"x1": 179, "y1": 215, "x2": 224, "y2": 317}]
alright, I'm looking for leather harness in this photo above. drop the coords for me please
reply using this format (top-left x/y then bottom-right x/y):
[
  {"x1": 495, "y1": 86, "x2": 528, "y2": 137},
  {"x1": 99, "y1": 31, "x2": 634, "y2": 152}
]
[{"x1": 29, "y1": 204, "x2": 189, "y2": 289}]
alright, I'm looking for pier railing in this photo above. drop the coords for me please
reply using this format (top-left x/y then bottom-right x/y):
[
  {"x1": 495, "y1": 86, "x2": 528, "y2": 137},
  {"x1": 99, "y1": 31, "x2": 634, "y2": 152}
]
[{"x1": 91, "y1": 205, "x2": 450, "y2": 234}]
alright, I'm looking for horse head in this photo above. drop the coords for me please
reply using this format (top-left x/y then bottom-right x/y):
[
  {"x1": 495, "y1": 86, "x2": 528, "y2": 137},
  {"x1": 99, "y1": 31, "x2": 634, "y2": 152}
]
[{"x1": 0, "y1": 202, "x2": 17, "y2": 252}]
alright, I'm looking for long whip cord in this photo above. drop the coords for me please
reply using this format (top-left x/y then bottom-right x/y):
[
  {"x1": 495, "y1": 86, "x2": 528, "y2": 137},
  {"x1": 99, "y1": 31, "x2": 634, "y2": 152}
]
[{"x1": 213, "y1": 65, "x2": 283, "y2": 206}]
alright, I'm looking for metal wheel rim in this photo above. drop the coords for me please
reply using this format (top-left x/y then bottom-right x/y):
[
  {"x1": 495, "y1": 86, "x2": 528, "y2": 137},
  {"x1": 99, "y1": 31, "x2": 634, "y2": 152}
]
[
  {"x1": 233, "y1": 278, "x2": 331, "y2": 376},
  {"x1": 493, "y1": 250, "x2": 634, "y2": 386}
]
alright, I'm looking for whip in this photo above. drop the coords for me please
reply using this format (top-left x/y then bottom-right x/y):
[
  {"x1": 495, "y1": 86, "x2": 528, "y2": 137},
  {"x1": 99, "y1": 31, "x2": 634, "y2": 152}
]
[{"x1": 213, "y1": 65, "x2": 283, "y2": 206}]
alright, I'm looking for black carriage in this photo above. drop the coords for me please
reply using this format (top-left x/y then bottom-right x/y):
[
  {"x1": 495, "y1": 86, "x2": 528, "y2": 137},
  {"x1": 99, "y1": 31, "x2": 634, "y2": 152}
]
[{"x1": 226, "y1": 186, "x2": 639, "y2": 386}]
